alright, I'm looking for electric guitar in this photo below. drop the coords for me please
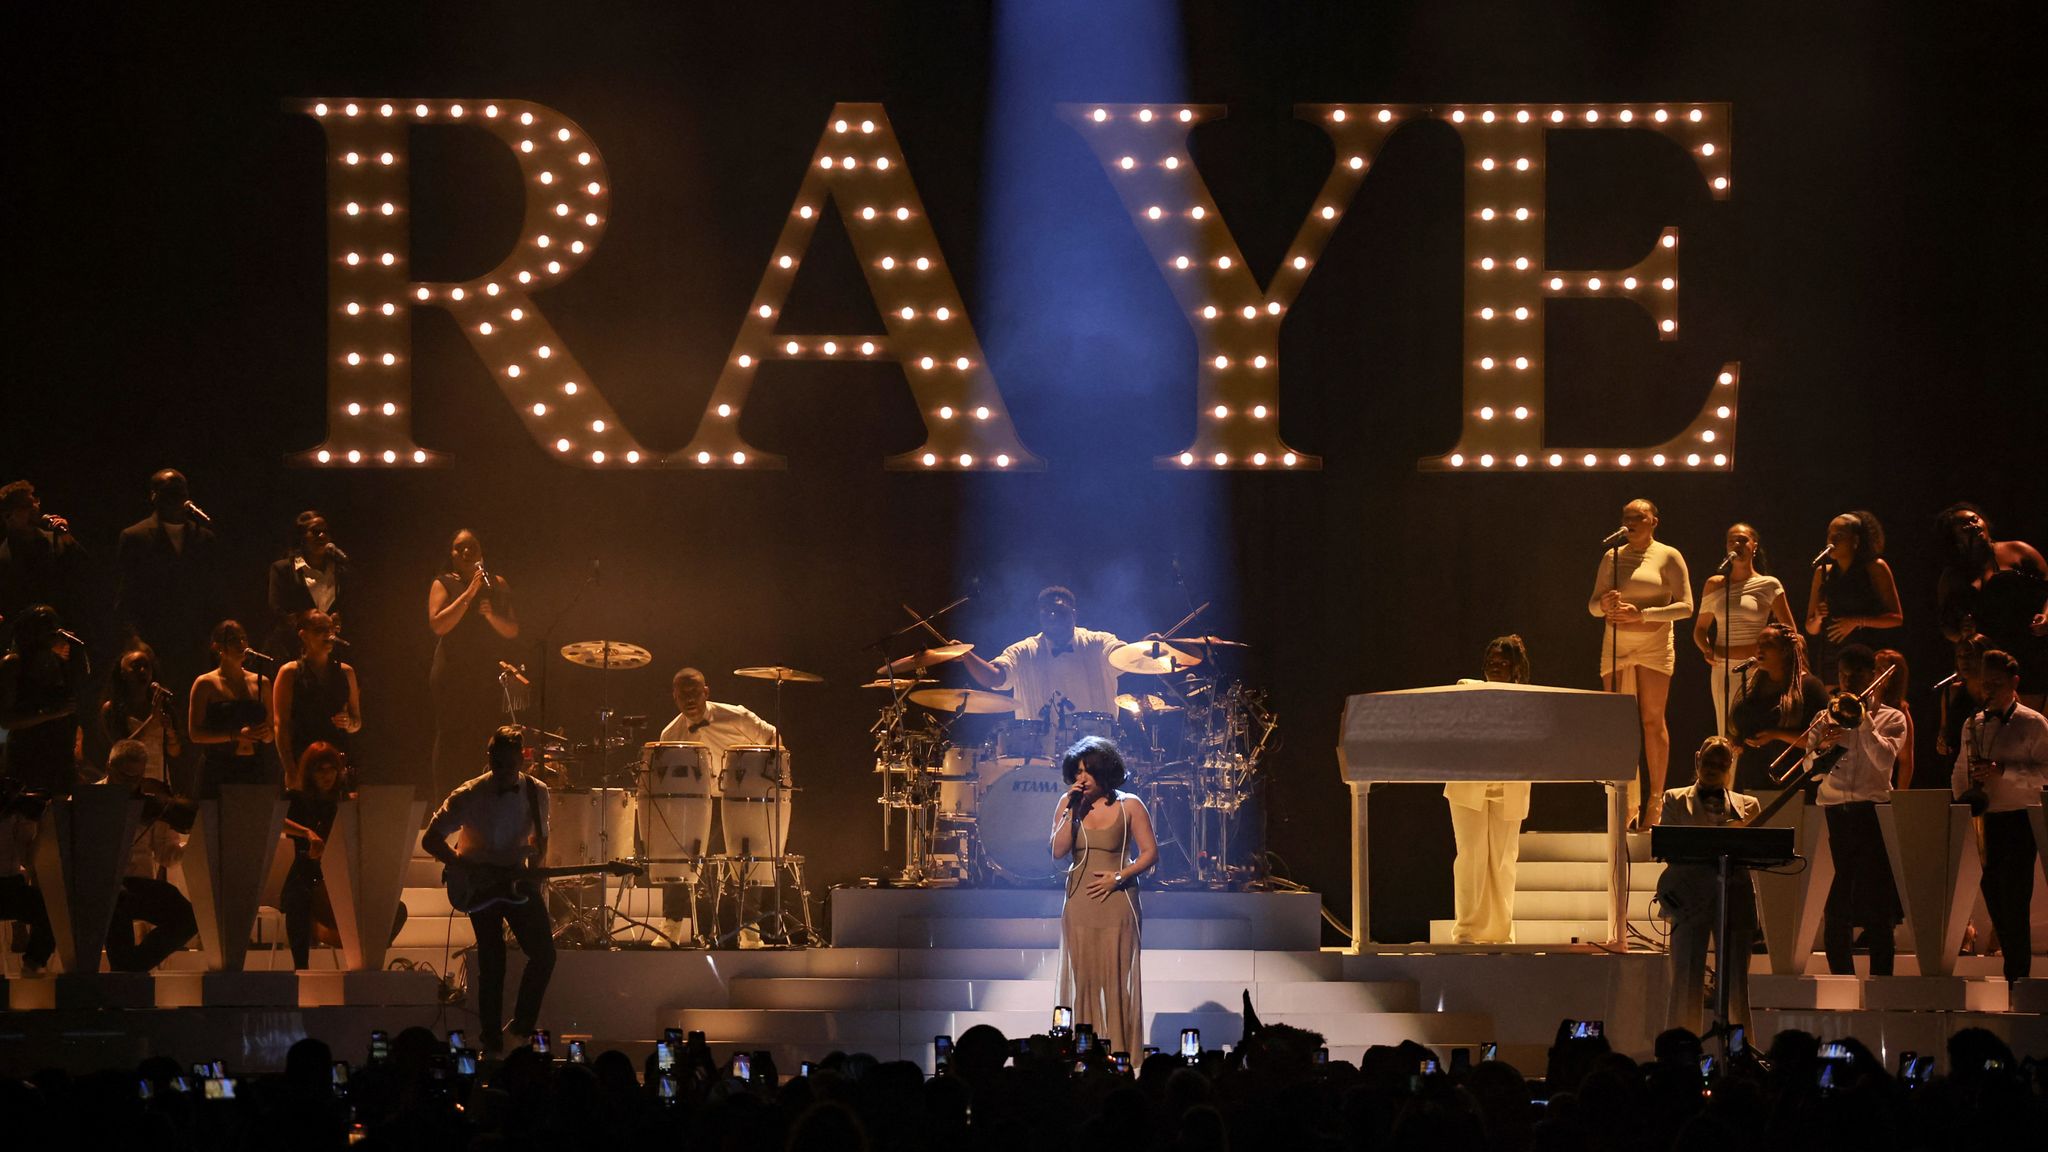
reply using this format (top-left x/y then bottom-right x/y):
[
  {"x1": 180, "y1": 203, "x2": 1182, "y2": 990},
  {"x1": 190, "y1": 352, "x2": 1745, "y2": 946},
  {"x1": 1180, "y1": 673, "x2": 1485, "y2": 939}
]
[{"x1": 443, "y1": 859, "x2": 643, "y2": 914}]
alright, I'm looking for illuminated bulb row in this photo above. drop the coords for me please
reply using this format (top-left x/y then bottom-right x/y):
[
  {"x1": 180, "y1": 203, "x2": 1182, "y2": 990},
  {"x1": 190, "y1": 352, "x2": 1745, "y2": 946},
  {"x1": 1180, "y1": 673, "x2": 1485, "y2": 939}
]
[
  {"x1": 315, "y1": 448, "x2": 431, "y2": 465},
  {"x1": 1443, "y1": 450, "x2": 1724, "y2": 470},
  {"x1": 1177, "y1": 451, "x2": 1301, "y2": 467},
  {"x1": 1334, "y1": 106, "x2": 1709, "y2": 125},
  {"x1": 916, "y1": 452, "x2": 1010, "y2": 468},
  {"x1": 1090, "y1": 107, "x2": 1198, "y2": 123}
]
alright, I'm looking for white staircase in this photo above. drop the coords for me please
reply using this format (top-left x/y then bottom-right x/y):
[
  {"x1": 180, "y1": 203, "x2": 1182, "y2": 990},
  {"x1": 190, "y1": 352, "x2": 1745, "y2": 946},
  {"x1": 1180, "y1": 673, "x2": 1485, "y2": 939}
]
[{"x1": 1429, "y1": 832, "x2": 1668, "y2": 946}]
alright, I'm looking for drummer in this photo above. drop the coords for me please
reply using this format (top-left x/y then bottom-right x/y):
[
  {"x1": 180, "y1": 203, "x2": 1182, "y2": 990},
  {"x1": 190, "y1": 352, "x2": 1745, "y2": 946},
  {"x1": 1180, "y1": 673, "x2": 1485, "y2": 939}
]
[
  {"x1": 658, "y1": 667, "x2": 779, "y2": 764},
  {"x1": 960, "y1": 586, "x2": 1128, "y2": 720}
]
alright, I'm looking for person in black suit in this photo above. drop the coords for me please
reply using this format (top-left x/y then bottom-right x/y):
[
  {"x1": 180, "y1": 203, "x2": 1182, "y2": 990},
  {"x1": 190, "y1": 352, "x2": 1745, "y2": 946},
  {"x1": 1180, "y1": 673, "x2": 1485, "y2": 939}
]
[
  {"x1": 0, "y1": 481, "x2": 89, "y2": 648},
  {"x1": 266, "y1": 510, "x2": 349, "y2": 660},
  {"x1": 114, "y1": 470, "x2": 223, "y2": 694}
]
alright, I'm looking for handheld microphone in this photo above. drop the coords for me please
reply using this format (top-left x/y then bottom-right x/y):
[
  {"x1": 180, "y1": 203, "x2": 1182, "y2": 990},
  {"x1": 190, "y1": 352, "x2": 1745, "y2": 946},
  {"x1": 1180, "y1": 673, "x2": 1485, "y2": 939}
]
[
  {"x1": 1716, "y1": 551, "x2": 1737, "y2": 576},
  {"x1": 1809, "y1": 544, "x2": 1832, "y2": 569},
  {"x1": 38, "y1": 514, "x2": 69, "y2": 534},
  {"x1": 326, "y1": 544, "x2": 350, "y2": 565},
  {"x1": 1599, "y1": 526, "x2": 1630, "y2": 549},
  {"x1": 181, "y1": 500, "x2": 214, "y2": 528}
]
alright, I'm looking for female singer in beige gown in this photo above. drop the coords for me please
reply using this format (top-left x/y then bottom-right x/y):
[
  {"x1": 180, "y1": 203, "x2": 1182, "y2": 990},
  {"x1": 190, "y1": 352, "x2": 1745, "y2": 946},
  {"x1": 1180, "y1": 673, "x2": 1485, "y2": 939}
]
[{"x1": 1049, "y1": 736, "x2": 1159, "y2": 1058}]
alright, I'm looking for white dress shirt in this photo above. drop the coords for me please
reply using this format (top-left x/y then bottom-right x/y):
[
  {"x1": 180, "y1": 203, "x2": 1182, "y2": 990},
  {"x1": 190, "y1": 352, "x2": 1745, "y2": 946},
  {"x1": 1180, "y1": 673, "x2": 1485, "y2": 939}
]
[
  {"x1": 1816, "y1": 701, "x2": 1907, "y2": 805},
  {"x1": 427, "y1": 772, "x2": 551, "y2": 867},
  {"x1": 1951, "y1": 701, "x2": 2048, "y2": 812},
  {"x1": 659, "y1": 701, "x2": 780, "y2": 776},
  {"x1": 989, "y1": 628, "x2": 1126, "y2": 719},
  {"x1": 293, "y1": 556, "x2": 339, "y2": 612}
]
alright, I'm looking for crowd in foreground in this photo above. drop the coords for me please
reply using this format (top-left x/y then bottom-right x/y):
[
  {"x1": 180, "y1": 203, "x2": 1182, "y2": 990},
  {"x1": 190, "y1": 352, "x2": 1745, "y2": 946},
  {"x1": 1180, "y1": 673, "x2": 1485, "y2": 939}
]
[{"x1": 2, "y1": 1017, "x2": 2044, "y2": 1151}]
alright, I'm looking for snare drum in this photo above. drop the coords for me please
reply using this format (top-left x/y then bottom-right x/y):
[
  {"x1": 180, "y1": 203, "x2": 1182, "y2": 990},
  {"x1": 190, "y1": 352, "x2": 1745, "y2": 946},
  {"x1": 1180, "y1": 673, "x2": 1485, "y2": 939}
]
[
  {"x1": 638, "y1": 742, "x2": 714, "y2": 883},
  {"x1": 547, "y1": 788, "x2": 637, "y2": 868},
  {"x1": 976, "y1": 761, "x2": 1067, "y2": 885},
  {"x1": 992, "y1": 718, "x2": 1052, "y2": 761},
  {"x1": 936, "y1": 745, "x2": 983, "y2": 817},
  {"x1": 719, "y1": 745, "x2": 792, "y2": 886}
]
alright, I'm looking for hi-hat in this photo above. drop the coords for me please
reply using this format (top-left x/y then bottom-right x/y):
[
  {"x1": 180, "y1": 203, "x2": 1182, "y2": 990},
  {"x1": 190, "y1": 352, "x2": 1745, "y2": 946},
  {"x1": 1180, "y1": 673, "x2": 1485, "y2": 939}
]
[
  {"x1": 560, "y1": 640, "x2": 653, "y2": 670},
  {"x1": 734, "y1": 665, "x2": 825, "y2": 684},
  {"x1": 861, "y1": 676, "x2": 934, "y2": 690},
  {"x1": 1116, "y1": 692, "x2": 1178, "y2": 716},
  {"x1": 1108, "y1": 641, "x2": 1201, "y2": 676},
  {"x1": 879, "y1": 642, "x2": 974, "y2": 676},
  {"x1": 907, "y1": 687, "x2": 1013, "y2": 714}
]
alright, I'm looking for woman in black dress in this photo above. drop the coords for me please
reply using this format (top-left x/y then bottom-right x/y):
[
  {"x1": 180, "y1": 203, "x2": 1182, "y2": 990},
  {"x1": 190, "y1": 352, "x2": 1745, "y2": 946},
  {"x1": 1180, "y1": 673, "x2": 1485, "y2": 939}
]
[
  {"x1": 1728, "y1": 623, "x2": 1829, "y2": 793},
  {"x1": 272, "y1": 610, "x2": 361, "y2": 781},
  {"x1": 427, "y1": 529, "x2": 519, "y2": 797},
  {"x1": 186, "y1": 619, "x2": 275, "y2": 799},
  {"x1": 1934, "y1": 503, "x2": 2048, "y2": 704},
  {"x1": 1803, "y1": 510, "x2": 1904, "y2": 683},
  {"x1": 0, "y1": 604, "x2": 89, "y2": 798}
]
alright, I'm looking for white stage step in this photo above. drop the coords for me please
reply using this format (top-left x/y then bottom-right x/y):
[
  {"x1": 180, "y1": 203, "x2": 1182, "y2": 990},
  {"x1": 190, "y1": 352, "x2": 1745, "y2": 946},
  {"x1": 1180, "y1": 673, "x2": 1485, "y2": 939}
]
[
  {"x1": 1428, "y1": 918, "x2": 1663, "y2": 945},
  {"x1": 1515, "y1": 831, "x2": 1657, "y2": 863},
  {"x1": 727, "y1": 976, "x2": 1421, "y2": 1014}
]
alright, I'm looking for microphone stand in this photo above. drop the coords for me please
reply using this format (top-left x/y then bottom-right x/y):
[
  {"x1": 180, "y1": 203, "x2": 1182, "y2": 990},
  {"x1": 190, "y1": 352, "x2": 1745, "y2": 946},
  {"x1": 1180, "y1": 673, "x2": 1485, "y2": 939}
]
[{"x1": 536, "y1": 560, "x2": 600, "y2": 757}]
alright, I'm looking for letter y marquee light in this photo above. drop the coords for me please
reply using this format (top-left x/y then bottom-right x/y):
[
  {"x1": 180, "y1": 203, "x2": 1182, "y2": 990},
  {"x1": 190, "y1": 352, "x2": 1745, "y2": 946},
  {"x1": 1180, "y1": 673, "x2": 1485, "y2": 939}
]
[
  {"x1": 296, "y1": 98, "x2": 651, "y2": 467},
  {"x1": 1070, "y1": 101, "x2": 1739, "y2": 472},
  {"x1": 677, "y1": 103, "x2": 1041, "y2": 470}
]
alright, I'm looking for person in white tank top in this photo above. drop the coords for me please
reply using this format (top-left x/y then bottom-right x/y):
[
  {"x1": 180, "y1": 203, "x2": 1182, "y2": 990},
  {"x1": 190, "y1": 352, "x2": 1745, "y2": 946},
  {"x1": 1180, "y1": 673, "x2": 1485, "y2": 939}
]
[{"x1": 1693, "y1": 522, "x2": 1796, "y2": 738}]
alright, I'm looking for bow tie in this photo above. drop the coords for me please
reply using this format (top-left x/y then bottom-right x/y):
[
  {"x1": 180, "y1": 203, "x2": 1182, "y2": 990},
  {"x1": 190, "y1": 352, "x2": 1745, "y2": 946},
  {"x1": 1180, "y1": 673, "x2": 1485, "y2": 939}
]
[{"x1": 688, "y1": 718, "x2": 711, "y2": 732}]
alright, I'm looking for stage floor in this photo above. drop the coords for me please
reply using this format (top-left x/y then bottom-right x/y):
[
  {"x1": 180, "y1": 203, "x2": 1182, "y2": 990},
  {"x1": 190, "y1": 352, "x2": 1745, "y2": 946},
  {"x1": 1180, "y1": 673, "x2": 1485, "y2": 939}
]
[{"x1": 6, "y1": 886, "x2": 2047, "y2": 1075}]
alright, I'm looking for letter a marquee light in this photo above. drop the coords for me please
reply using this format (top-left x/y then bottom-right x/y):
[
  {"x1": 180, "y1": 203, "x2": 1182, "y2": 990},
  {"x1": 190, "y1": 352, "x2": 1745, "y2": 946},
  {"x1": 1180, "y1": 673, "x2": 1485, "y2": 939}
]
[{"x1": 1069, "y1": 101, "x2": 1738, "y2": 472}]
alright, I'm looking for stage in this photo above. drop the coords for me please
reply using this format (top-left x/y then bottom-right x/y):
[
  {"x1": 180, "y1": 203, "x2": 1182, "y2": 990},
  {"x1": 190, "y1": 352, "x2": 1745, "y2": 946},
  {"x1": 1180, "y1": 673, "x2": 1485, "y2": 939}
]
[{"x1": 10, "y1": 882, "x2": 2048, "y2": 1078}]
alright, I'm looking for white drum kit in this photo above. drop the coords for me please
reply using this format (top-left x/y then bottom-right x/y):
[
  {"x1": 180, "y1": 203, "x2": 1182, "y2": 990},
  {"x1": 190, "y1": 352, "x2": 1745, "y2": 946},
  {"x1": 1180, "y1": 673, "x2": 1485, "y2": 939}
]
[
  {"x1": 528, "y1": 641, "x2": 820, "y2": 948},
  {"x1": 868, "y1": 608, "x2": 1278, "y2": 890}
]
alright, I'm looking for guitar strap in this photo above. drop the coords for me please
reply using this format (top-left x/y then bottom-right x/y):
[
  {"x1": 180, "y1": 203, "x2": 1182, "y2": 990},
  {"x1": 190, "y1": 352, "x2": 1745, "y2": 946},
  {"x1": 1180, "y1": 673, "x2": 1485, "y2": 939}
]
[{"x1": 524, "y1": 775, "x2": 544, "y2": 849}]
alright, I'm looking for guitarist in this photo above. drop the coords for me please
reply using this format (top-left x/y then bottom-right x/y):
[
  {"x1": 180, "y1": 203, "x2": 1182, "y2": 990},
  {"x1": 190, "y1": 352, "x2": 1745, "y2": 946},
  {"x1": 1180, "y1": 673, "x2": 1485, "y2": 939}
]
[{"x1": 422, "y1": 726, "x2": 555, "y2": 1054}]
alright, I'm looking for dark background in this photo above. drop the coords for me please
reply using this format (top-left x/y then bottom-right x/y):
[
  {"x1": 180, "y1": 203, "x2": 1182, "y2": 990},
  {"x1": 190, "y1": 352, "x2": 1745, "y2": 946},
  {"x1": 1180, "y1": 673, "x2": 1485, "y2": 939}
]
[{"x1": 4, "y1": 1, "x2": 2041, "y2": 943}]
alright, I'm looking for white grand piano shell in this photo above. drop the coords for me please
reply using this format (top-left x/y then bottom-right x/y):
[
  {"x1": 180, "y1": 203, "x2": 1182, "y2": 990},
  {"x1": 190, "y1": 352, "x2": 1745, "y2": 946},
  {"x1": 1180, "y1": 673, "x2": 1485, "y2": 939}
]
[{"x1": 1337, "y1": 682, "x2": 1641, "y2": 947}]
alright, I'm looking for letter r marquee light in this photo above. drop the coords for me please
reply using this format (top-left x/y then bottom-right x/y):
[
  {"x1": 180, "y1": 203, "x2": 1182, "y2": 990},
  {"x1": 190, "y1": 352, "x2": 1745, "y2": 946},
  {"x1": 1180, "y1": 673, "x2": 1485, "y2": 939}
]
[
  {"x1": 1069, "y1": 101, "x2": 1739, "y2": 472},
  {"x1": 296, "y1": 99, "x2": 1039, "y2": 470},
  {"x1": 297, "y1": 98, "x2": 642, "y2": 467}
]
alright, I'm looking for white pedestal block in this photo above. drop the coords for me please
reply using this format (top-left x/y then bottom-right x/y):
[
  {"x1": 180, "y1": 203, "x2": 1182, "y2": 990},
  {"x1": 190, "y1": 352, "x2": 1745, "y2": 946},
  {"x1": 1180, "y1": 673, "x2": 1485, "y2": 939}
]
[
  {"x1": 180, "y1": 788, "x2": 287, "y2": 972},
  {"x1": 1878, "y1": 792, "x2": 1980, "y2": 978},
  {"x1": 1752, "y1": 792, "x2": 1832, "y2": 976},
  {"x1": 1859, "y1": 976, "x2": 2009, "y2": 1012},
  {"x1": 323, "y1": 787, "x2": 425, "y2": 972},
  {"x1": 34, "y1": 789, "x2": 140, "y2": 974},
  {"x1": 1749, "y1": 973, "x2": 1862, "y2": 1010}
]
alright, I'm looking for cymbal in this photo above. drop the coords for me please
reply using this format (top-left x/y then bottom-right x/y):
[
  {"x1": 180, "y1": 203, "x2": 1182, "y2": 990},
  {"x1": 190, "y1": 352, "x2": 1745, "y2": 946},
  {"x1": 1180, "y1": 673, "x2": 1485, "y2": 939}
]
[
  {"x1": 734, "y1": 665, "x2": 825, "y2": 684},
  {"x1": 560, "y1": 640, "x2": 653, "y2": 670},
  {"x1": 879, "y1": 642, "x2": 974, "y2": 676},
  {"x1": 861, "y1": 676, "x2": 933, "y2": 690},
  {"x1": 1108, "y1": 641, "x2": 1201, "y2": 676},
  {"x1": 907, "y1": 687, "x2": 1014, "y2": 714},
  {"x1": 1163, "y1": 634, "x2": 1249, "y2": 649}
]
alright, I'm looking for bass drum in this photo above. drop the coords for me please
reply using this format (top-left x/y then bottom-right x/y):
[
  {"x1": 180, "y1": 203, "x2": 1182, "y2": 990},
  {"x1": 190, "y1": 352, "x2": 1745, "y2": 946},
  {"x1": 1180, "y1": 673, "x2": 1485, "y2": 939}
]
[{"x1": 977, "y1": 760, "x2": 1068, "y2": 886}]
